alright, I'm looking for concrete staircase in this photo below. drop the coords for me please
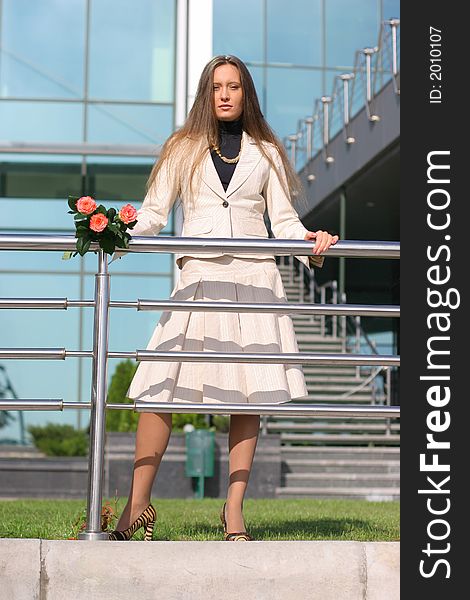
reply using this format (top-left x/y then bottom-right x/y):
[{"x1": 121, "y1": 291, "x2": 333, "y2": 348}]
[
  {"x1": 277, "y1": 446, "x2": 400, "y2": 501},
  {"x1": 271, "y1": 260, "x2": 400, "y2": 501}
]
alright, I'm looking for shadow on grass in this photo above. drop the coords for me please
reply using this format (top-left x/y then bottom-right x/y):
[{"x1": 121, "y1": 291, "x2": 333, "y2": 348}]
[{"x1": 146, "y1": 517, "x2": 396, "y2": 542}]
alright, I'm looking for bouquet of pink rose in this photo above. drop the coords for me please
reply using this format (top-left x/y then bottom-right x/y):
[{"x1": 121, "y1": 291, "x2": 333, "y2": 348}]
[{"x1": 62, "y1": 195, "x2": 138, "y2": 259}]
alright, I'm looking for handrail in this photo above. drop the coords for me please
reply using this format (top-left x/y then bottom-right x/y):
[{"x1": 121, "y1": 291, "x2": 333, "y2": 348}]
[
  {"x1": 341, "y1": 292, "x2": 398, "y2": 409},
  {"x1": 284, "y1": 18, "x2": 400, "y2": 171},
  {"x1": 0, "y1": 234, "x2": 400, "y2": 540},
  {"x1": 0, "y1": 297, "x2": 400, "y2": 317},
  {"x1": 0, "y1": 399, "x2": 399, "y2": 418},
  {"x1": 0, "y1": 233, "x2": 400, "y2": 258}
]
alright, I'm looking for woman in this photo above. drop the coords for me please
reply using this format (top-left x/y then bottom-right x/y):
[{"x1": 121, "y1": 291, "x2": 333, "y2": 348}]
[{"x1": 108, "y1": 55, "x2": 339, "y2": 542}]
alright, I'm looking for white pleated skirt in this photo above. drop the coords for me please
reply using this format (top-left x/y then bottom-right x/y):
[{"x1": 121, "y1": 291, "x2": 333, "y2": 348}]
[{"x1": 126, "y1": 255, "x2": 308, "y2": 405}]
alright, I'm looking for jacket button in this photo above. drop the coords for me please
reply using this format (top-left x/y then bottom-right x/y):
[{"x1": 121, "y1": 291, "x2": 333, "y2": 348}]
[{"x1": 222, "y1": 200, "x2": 229, "y2": 207}]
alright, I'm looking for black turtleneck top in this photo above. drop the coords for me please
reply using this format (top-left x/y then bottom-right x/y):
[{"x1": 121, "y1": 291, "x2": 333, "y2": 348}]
[{"x1": 210, "y1": 116, "x2": 243, "y2": 191}]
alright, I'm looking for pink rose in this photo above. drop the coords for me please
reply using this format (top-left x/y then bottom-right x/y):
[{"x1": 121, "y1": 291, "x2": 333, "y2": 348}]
[
  {"x1": 89, "y1": 213, "x2": 108, "y2": 233},
  {"x1": 119, "y1": 203, "x2": 138, "y2": 224},
  {"x1": 76, "y1": 196, "x2": 97, "y2": 215}
]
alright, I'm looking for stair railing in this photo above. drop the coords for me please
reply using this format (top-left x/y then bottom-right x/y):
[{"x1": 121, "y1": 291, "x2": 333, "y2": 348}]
[
  {"x1": 341, "y1": 304, "x2": 396, "y2": 419},
  {"x1": 284, "y1": 18, "x2": 400, "y2": 172}
]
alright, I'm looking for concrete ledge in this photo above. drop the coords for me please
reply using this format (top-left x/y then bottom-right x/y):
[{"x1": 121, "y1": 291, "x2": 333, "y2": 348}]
[{"x1": 0, "y1": 539, "x2": 399, "y2": 599}]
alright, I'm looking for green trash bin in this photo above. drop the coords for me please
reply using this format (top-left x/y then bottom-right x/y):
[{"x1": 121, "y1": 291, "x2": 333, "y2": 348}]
[{"x1": 185, "y1": 429, "x2": 215, "y2": 499}]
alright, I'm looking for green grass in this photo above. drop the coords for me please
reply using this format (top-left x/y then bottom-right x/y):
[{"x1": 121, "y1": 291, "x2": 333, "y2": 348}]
[{"x1": 0, "y1": 498, "x2": 399, "y2": 542}]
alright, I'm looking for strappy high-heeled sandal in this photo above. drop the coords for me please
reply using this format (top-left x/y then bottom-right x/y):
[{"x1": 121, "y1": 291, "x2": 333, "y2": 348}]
[
  {"x1": 108, "y1": 503, "x2": 157, "y2": 541},
  {"x1": 219, "y1": 501, "x2": 253, "y2": 541}
]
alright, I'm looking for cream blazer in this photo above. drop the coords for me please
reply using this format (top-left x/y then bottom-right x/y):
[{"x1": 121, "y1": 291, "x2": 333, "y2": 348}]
[{"x1": 109, "y1": 130, "x2": 324, "y2": 271}]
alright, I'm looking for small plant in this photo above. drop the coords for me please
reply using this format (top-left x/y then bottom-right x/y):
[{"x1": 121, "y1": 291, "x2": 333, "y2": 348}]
[
  {"x1": 28, "y1": 423, "x2": 89, "y2": 456},
  {"x1": 106, "y1": 360, "x2": 139, "y2": 432},
  {"x1": 172, "y1": 413, "x2": 208, "y2": 431},
  {"x1": 212, "y1": 415, "x2": 230, "y2": 433},
  {"x1": 67, "y1": 494, "x2": 120, "y2": 539}
]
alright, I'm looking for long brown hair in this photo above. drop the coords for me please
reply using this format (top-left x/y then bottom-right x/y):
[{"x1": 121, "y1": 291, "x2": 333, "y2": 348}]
[{"x1": 146, "y1": 55, "x2": 306, "y2": 210}]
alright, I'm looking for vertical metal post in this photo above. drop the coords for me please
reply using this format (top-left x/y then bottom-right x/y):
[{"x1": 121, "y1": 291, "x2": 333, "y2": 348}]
[
  {"x1": 261, "y1": 415, "x2": 268, "y2": 435},
  {"x1": 340, "y1": 74, "x2": 355, "y2": 144},
  {"x1": 321, "y1": 96, "x2": 330, "y2": 147},
  {"x1": 363, "y1": 47, "x2": 380, "y2": 121},
  {"x1": 342, "y1": 76, "x2": 351, "y2": 126},
  {"x1": 390, "y1": 20, "x2": 399, "y2": 76},
  {"x1": 385, "y1": 367, "x2": 392, "y2": 435},
  {"x1": 332, "y1": 280, "x2": 338, "y2": 338},
  {"x1": 339, "y1": 189, "x2": 346, "y2": 322},
  {"x1": 78, "y1": 249, "x2": 110, "y2": 540},
  {"x1": 365, "y1": 51, "x2": 373, "y2": 103},
  {"x1": 305, "y1": 117, "x2": 314, "y2": 160},
  {"x1": 309, "y1": 269, "x2": 315, "y2": 305},
  {"x1": 321, "y1": 97, "x2": 334, "y2": 163},
  {"x1": 355, "y1": 316, "x2": 361, "y2": 351},
  {"x1": 288, "y1": 134, "x2": 297, "y2": 167},
  {"x1": 355, "y1": 316, "x2": 361, "y2": 378},
  {"x1": 320, "y1": 287, "x2": 326, "y2": 336},
  {"x1": 340, "y1": 292, "x2": 347, "y2": 352}
]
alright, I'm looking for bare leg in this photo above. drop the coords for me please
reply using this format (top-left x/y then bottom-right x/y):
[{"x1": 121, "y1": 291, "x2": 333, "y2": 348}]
[
  {"x1": 114, "y1": 412, "x2": 172, "y2": 530},
  {"x1": 225, "y1": 414, "x2": 260, "y2": 532}
]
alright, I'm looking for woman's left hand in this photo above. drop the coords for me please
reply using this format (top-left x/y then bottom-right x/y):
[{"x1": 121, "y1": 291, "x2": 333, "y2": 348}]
[{"x1": 304, "y1": 230, "x2": 340, "y2": 255}]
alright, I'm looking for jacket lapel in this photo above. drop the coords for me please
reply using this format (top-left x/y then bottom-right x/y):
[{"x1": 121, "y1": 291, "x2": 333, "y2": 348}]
[{"x1": 201, "y1": 130, "x2": 263, "y2": 200}]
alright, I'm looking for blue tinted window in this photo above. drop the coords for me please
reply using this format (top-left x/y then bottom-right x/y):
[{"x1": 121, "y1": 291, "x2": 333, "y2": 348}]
[
  {"x1": 88, "y1": 0, "x2": 175, "y2": 102},
  {"x1": 382, "y1": 0, "x2": 400, "y2": 19},
  {"x1": 0, "y1": 0, "x2": 86, "y2": 99},
  {"x1": 325, "y1": 0, "x2": 380, "y2": 67},
  {"x1": 0, "y1": 274, "x2": 80, "y2": 343},
  {"x1": 87, "y1": 103, "x2": 173, "y2": 145},
  {"x1": 0, "y1": 102, "x2": 83, "y2": 143},
  {"x1": 246, "y1": 65, "x2": 266, "y2": 116},
  {"x1": 266, "y1": 68, "x2": 322, "y2": 141},
  {"x1": 0, "y1": 198, "x2": 77, "y2": 231},
  {"x1": 213, "y1": 0, "x2": 263, "y2": 62},
  {"x1": 267, "y1": 0, "x2": 322, "y2": 66}
]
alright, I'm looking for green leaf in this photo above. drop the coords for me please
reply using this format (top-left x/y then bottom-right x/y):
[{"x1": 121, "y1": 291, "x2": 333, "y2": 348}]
[
  {"x1": 100, "y1": 236, "x2": 116, "y2": 255},
  {"x1": 82, "y1": 238, "x2": 91, "y2": 254},
  {"x1": 76, "y1": 236, "x2": 91, "y2": 256},
  {"x1": 68, "y1": 196, "x2": 79, "y2": 211},
  {"x1": 96, "y1": 204, "x2": 107, "y2": 215},
  {"x1": 74, "y1": 213, "x2": 89, "y2": 223},
  {"x1": 107, "y1": 207, "x2": 116, "y2": 221},
  {"x1": 108, "y1": 225, "x2": 123, "y2": 237},
  {"x1": 62, "y1": 251, "x2": 74, "y2": 260}
]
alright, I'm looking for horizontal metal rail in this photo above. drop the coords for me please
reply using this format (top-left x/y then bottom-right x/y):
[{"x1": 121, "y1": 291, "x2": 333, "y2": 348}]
[
  {"x1": 0, "y1": 348, "x2": 399, "y2": 365},
  {"x1": 117, "y1": 350, "x2": 400, "y2": 367},
  {"x1": 0, "y1": 399, "x2": 400, "y2": 419},
  {"x1": 0, "y1": 141, "x2": 159, "y2": 157},
  {"x1": 0, "y1": 233, "x2": 400, "y2": 259},
  {"x1": 0, "y1": 297, "x2": 400, "y2": 318},
  {"x1": 0, "y1": 349, "x2": 92, "y2": 359},
  {"x1": 134, "y1": 300, "x2": 399, "y2": 317}
]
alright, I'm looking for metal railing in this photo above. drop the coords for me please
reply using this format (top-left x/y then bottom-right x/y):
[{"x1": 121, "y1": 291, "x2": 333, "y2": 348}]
[
  {"x1": 0, "y1": 233, "x2": 400, "y2": 539},
  {"x1": 277, "y1": 273, "x2": 398, "y2": 415},
  {"x1": 284, "y1": 18, "x2": 400, "y2": 171}
]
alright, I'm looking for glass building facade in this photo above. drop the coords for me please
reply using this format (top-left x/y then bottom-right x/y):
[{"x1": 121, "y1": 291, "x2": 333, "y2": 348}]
[
  {"x1": 0, "y1": 0, "x2": 399, "y2": 442},
  {"x1": 213, "y1": 0, "x2": 400, "y2": 141}
]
